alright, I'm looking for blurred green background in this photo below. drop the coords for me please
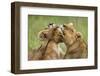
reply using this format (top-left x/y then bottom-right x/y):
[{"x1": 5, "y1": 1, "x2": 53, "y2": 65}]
[{"x1": 28, "y1": 15, "x2": 88, "y2": 52}]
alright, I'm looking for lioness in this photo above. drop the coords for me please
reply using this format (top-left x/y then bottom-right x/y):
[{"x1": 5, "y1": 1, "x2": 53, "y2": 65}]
[
  {"x1": 28, "y1": 23, "x2": 64, "y2": 60},
  {"x1": 62, "y1": 23, "x2": 88, "y2": 59},
  {"x1": 41, "y1": 25, "x2": 64, "y2": 60}
]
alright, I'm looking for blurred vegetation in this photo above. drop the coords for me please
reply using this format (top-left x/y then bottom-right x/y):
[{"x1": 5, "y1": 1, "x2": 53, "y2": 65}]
[{"x1": 28, "y1": 15, "x2": 88, "y2": 52}]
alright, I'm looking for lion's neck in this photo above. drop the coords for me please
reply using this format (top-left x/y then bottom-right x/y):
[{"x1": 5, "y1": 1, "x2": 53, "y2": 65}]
[
  {"x1": 46, "y1": 40, "x2": 59, "y2": 50},
  {"x1": 48, "y1": 40, "x2": 58, "y2": 46}
]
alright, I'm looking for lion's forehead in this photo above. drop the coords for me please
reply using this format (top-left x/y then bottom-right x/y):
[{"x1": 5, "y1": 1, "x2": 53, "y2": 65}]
[{"x1": 57, "y1": 27, "x2": 63, "y2": 33}]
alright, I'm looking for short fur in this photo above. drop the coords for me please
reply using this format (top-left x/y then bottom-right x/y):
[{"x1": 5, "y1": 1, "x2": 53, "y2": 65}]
[
  {"x1": 62, "y1": 23, "x2": 87, "y2": 59},
  {"x1": 42, "y1": 26, "x2": 64, "y2": 59},
  {"x1": 28, "y1": 24, "x2": 64, "y2": 60}
]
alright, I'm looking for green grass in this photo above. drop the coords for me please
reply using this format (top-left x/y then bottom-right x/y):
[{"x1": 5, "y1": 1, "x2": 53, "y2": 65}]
[{"x1": 28, "y1": 15, "x2": 88, "y2": 52}]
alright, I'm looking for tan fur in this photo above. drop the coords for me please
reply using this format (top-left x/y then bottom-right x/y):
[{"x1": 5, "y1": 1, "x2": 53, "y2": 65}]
[
  {"x1": 42, "y1": 26, "x2": 64, "y2": 60},
  {"x1": 28, "y1": 24, "x2": 64, "y2": 60},
  {"x1": 62, "y1": 23, "x2": 88, "y2": 59}
]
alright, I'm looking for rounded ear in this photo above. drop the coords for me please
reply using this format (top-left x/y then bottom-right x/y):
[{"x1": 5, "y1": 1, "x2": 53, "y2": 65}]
[
  {"x1": 67, "y1": 23, "x2": 74, "y2": 29},
  {"x1": 76, "y1": 32, "x2": 82, "y2": 40},
  {"x1": 68, "y1": 22, "x2": 73, "y2": 26},
  {"x1": 63, "y1": 23, "x2": 74, "y2": 28},
  {"x1": 68, "y1": 22, "x2": 76, "y2": 32},
  {"x1": 38, "y1": 30, "x2": 48, "y2": 41},
  {"x1": 48, "y1": 23, "x2": 56, "y2": 28}
]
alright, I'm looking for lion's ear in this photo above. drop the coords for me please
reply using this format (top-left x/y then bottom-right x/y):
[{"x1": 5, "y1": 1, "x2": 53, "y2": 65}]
[
  {"x1": 76, "y1": 32, "x2": 82, "y2": 39},
  {"x1": 63, "y1": 23, "x2": 74, "y2": 28},
  {"x1": 68, "y1": 23, "x2": 76, "y2": 31},
  {"x1": 48, "y1": 23, "x2": 56, "y2": 28},
  {"x1": 38, "y1": 30, "x2": 48, "y2": 41},
  {"x1": 68, "y1": 22, "x2": 74, "y2": 27}
]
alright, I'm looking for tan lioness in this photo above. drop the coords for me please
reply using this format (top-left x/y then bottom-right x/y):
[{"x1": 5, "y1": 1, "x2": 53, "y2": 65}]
[
  {"x1": 28, "y1": 23, "x2": 64, "y2": 60},
  {"x1": 41, "y1": 25, "x2": 64, "y2": 60},
  {"x1": 62, "y1": 23, "x2": 87, "y2": 59}
]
